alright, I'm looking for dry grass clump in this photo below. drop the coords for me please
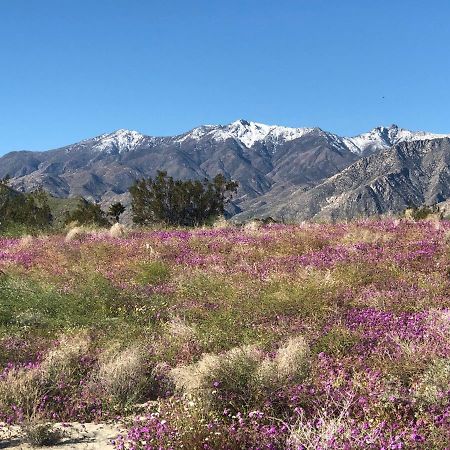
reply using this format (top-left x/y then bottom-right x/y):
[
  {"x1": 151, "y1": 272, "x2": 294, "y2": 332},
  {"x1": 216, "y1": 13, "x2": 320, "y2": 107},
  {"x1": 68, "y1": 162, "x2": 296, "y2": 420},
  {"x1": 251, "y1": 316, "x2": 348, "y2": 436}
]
[
  {"x1": 341, "y1": 228, "x2": 391, "y2": 245},
  {"x1": 0, "y1": 365, "x2": 43, "y2": 418},
  {"x1": 412, "y1": 358, "x2": 450, "y2": 407},
  {"x1": 39, "y1": 333, "x2": 90, "y2": 379},
  {"x1": 95, "y1": 344, "x2": 151, "y2": 407},
  {"x1": 109, "y1": 222, "x2": 128, "y2": 238},
  {"x1": 0, "y1": 333, "x2": 91, "y2": 417},
  {"x1": 152, "y1": 317, "x2": 201, "y2": 364},
  {"x1": 65, "y1": 223, "x2": 112, "y2": 241},
  {"x1": 243, "y1": 220, "x2": 262, "y2": 232},
  {"x1": 171, "y1": 344, "x2": 263, "y2": 412},
  {"x1": 171, "y1": 345, "x2": 262, "y2": 393},
  {"x1": 211, "y1": 216, "x2": 229, "y2": 229},
  {"x1": 22, "y1": 420, "x2": 65, "y2": 447},
  {"x1": 64, "y1": 225, "x2": 87, "y2": 242},
  {"x1": 19, "y1": 234, "x2": 34, "y2": 247},
  {"x1": 258, "y1": 336, "x2": 310, "y2": 387},
  {"x1": 425, "y1": 309, "x2": 450, "y2": 341},
  {"x1": 165, "y1": 316, "x2": 197, "y2": 341},
  {"x1": 444, "y1": 230, "x2": 450, "y2": 244},
  {"x1": 286, "y1": 397, "x2": 355, "y2": 450},
  {"x1": 170, "y1": 337, "x2": 310, "y2": 413}
]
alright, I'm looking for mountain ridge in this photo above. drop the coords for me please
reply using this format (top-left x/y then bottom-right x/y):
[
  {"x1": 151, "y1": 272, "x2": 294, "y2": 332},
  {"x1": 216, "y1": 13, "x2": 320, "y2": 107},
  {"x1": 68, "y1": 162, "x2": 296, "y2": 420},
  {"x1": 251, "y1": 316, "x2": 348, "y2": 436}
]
[{"x1": 1, "y1": 120, "x2": 449, "y2": 222}]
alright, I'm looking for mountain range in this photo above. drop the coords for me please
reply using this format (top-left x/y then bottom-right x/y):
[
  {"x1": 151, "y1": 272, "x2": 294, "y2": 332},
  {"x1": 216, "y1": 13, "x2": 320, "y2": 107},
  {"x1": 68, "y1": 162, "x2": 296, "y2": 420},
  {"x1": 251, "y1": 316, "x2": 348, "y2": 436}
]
[{"x1": 1, "y1": 120, "x2": 449, "y2": 222}]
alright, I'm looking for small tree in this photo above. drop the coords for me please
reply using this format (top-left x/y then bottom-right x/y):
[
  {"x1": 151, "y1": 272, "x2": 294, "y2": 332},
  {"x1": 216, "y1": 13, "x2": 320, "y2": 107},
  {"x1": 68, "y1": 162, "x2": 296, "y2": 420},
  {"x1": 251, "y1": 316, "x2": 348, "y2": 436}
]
[
  {"x1": 64, "y1": 198, "x2": 110, "y2": 227},
  {"x1": 130, "y1": 171, "x2": 238, "y2": 227},
  {"x1": 108, "y1": 202, "x2": 126, "y2": 223}
]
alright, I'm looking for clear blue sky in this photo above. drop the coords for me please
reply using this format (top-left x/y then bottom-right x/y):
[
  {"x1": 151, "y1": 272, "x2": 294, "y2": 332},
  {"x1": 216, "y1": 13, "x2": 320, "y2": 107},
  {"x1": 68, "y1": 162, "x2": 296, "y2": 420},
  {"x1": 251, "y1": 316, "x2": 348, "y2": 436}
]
[{"x1": 1, "y1": 0, "x2": 449, "y2": 154}]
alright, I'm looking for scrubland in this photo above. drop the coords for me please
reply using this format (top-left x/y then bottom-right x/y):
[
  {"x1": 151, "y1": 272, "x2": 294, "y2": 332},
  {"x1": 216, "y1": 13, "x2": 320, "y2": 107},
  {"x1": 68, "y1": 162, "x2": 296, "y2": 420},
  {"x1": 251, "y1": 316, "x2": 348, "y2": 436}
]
[{"x1": 0, "y1": 220, "x2": 449, "y2": 449}]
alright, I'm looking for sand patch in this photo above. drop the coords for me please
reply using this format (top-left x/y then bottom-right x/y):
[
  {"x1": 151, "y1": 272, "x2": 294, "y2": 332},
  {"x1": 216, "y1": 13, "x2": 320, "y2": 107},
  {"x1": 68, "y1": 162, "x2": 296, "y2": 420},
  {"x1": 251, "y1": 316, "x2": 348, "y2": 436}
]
[{"x1": 0, "y1": 422, "x2": 123, "y2": 449}]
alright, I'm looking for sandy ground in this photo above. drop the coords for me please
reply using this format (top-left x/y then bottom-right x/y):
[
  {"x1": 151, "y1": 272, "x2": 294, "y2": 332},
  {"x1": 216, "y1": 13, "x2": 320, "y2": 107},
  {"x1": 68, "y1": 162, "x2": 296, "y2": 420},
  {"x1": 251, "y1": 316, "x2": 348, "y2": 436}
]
[{"x1": 0, "y1": 422, "x2": 125, "y2": 449}]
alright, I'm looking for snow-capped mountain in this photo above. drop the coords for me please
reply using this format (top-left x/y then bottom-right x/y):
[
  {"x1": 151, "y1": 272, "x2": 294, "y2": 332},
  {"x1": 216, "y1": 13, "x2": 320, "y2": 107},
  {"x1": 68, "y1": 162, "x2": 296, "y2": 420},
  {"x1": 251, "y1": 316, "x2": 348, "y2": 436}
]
[
  {"x1": 176, "y1": 120, "x2": 449, "y2": 156},
  {"x1": 1, "y1": 120, "x2": 449, "y2": 221},
  {"x1": 90, "y1": 129, "x2": 146, "y2": 153},
  {"x1": 343, "y1": 124, "x2": 450, "y2": 155},
  {"x1": 176, "y1": 119, "x2": 318, "y2": 149}
]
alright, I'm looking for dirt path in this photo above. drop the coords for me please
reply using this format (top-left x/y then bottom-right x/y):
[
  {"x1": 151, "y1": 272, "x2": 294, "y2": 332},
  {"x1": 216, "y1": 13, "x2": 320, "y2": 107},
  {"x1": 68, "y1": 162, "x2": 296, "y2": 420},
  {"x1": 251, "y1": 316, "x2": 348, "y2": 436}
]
[{"x1": 0, "y1": 422, "x2": 124, "y2": 449}]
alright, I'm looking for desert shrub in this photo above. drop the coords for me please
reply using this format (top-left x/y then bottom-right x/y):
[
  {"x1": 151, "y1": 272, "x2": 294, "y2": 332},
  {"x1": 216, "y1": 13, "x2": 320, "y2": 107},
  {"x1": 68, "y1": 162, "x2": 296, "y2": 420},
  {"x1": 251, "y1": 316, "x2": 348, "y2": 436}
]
[
  {"x1": 130, "y1": 171, "x2": 238, "y2": 227},
  {"x1": 152, "y1": 317, "x2": 201, "y2": 365},
  {"x1": 94, "y1": 344, "x2": 153, "y2": 408},
  {"x1": 22, "y1": 421, "x2": 64, "y2": 447},
  {"x1": 211, "y1": 215, "x2": 229, "y2": 228},
  {"x1": 170, "y1": 345, "x2": 264, "y2": 413},
  {"x1": 64, "y1": 224, "x2": 107, "y2": 241},
  {"x1": 0, "y1": 332, "x2": 92, "y2": 419},
  {"x1": 109, "y1": 222, "x2": 128, "y2": 237},
  {"x1": 258, "y1": 336, "x2": 310, "y2": 388},
  {"x1": 170, "y1": 337, "x2": 310, "y2": 415},
  {"x1": 412, "y1": 358, "x2": 450, "y2": 407}
]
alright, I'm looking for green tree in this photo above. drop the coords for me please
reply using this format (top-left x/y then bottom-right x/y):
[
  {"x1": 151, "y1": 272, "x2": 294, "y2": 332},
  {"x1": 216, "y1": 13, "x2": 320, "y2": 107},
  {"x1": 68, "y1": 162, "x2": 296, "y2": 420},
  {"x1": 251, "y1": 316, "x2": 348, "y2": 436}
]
[
  {"x1": 64, "y1": 198, "x2": 110, "y2": 227},
  {"x1": 130, "y1": 171, "x2": 238, "y2": 227},
  {"x1": 0, "y1": 186, "x2": 52, "y2": 231},
  {"x1": 108, "y1": 202, "x2": 126, "y2": 223}
]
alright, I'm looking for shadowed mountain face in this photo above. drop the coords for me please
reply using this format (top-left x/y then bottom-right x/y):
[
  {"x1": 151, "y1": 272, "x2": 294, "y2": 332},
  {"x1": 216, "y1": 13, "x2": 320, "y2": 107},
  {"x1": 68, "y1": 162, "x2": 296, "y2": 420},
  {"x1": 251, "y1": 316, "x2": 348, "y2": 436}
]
[{"x1": 1, "y1": 121, "x2": 449, "y2": 221}]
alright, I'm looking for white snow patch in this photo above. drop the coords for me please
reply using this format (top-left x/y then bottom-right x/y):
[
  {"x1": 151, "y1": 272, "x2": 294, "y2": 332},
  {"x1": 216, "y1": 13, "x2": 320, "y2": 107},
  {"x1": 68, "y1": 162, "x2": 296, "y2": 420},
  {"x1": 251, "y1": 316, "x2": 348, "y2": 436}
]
[
  {"x1": 344, "y1": 125, "x2": 450, "y2": 155},
  {"x1": 91, "y1": 129, "x2": 146, "y2": 153},
  {"x1": 176, "y1": 120, "x2": 317, "y2": 149}
]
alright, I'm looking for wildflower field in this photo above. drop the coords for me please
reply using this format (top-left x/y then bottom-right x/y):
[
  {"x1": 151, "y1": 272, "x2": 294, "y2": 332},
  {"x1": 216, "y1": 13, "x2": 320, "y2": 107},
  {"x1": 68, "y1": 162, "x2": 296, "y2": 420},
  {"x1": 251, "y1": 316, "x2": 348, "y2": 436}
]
[{"x1": 0, "y1": 220, "x2": 449, "y2": 449}]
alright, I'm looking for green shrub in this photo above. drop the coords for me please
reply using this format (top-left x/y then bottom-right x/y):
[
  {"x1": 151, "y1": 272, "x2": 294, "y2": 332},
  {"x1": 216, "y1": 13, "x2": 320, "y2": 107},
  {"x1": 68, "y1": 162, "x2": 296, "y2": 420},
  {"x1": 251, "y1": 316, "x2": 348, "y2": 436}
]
[
  {"x1": 136, "y1": 260, "x2": 171, "y2": 285},
  {"x1": 313, "y1": 325, "x2": 359, "y2": 356},
  {"x1": 130, "y1": 171, "x2": 238, "y2": 227},
  {"x1": 64, "y1": 198, "x2": 110, "y2": 227}
]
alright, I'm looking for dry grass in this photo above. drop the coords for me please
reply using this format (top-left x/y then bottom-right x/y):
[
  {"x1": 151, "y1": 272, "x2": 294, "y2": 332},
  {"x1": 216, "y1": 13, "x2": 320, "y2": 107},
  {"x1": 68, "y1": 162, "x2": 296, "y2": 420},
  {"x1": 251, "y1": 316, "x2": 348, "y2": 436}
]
[
  {"x1": 412, "y1": 358, "x2": 450, "y2": 406},
  {"x1": 65, "y1": 225, "x2": 87, "y2": 242},
  {"x1": 109, "y1": 223, "x2": 128, "y2": 238},
  {"x1": 95, "y1": 344, "x2": 151, "y2": 406},
  {"x1": 0, "y1": 333, "x2": 91, "y2": 418},
  {"x1": 286, "y1": 397, "x2": 355, "y2": 449},
  {"x1": 259, "y1": 336, "x2": 310, "y2": 386},
  {"x1": 170, "y1": 337, "x2": 310, "y2": 413}
]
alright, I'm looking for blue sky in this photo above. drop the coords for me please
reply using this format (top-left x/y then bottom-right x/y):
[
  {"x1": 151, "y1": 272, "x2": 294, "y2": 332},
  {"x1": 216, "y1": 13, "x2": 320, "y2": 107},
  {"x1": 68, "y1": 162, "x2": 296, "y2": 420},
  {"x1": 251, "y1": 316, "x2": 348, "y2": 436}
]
[{"x1": 1, "y1": 0, "x2": 449, "y2": 154}]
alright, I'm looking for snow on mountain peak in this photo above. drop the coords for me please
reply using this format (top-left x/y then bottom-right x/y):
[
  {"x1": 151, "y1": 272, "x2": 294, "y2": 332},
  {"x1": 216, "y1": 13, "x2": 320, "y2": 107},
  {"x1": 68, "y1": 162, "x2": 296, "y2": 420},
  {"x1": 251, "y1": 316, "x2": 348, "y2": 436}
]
[
  {"x1": 343, "y1": 125, "x2": 450, "y2": 155},
  {"x1": 177, "y1": 119, "x2": 317, "y2": 148},
  {"x1": 92, "y1": 129, "x2": 146, "y2": 153},
  {"x1": 78, "y1": 122, "x2": 449, "y2": 156}
]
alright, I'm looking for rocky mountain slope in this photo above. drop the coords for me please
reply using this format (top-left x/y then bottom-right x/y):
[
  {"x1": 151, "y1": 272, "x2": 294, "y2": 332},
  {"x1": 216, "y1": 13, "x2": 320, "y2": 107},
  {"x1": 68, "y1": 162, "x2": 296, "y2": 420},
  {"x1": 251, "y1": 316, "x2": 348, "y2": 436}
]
[
  {"x1": 0, "y1": 121, "x2": 449, "y2": 221},
  {"x1": 235, "y1": 138, "x2": 450, "y2": 221}
]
